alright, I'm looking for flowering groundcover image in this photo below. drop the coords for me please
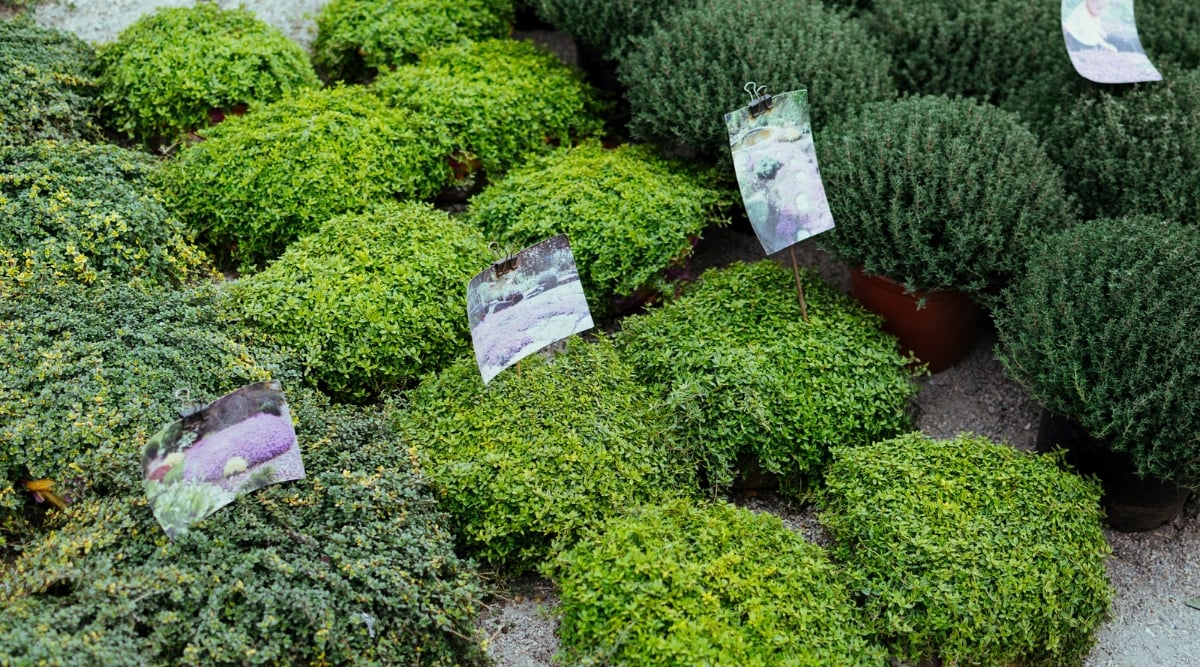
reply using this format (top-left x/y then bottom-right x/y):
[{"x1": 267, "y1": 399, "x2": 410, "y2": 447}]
[
  {"x1": 726, "y1": 89, "x2": 836, "y2": 256},
  {"x1": 1062, "y1": 0, "x2": 1160, "y2": 83},
  {"x1": 467, "y1": 234, "x2": 594, "y2": 384},
  {"x1": 142, "y1": 380, "x2": 303, "y2": 538}
]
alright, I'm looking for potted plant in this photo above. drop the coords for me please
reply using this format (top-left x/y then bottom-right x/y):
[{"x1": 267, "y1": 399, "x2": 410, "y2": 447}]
[
  {"x1": 995, "y1": 216, "x2": 1199, "y2": 530},
  {"x1": 818, "y1": 94, "x2": 1078, "y2": 371}
]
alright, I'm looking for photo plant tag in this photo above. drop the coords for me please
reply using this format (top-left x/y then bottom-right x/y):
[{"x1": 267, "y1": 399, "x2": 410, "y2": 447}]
[
  {"x1": 1062, "y1": 0, "x2": 1161, "y2": 83},
  {"x1": 142, "y1": 380, "x2": 304, "y2": 539},
  {"x1": 467, "y1": 234, "x2": 594, "y2": 384},
  {"x1": 725, "y1": 88, "x2": 836, "y2": 256}
]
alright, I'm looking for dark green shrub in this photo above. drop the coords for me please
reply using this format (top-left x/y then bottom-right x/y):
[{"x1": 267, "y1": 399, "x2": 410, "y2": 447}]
[
  {"x1": 390, "y1": 337, "x2": 696, "y2": 573},
  {"x1": 617, "y1": 0, "x2": 894, "y2": 157},
  {"x1": 530, "y1": 0, "x2": 695, "y2": 60},
  {"x1": 821, "y1": 433, "x2": 1113, "y2": 666},
  {"x1": 0, "y1": 387, "x2": 488, "y2": 666},
  {"x1": 96, "y1": 4, "x2": 319, "y2": 145},
  {"x1": 1138, "y1": 0, "x2": 1200, "y2": 69},
  {"x1": 0, "y1": 140, "x2": 209, "y2": 287},
  {"x1": 614, "y1": 261, "x2": 916, "y2": 496},
  {"x1": 1044, "y1": 67, "x2": 1200, "y2": 225},
  {"x1": 313, "y1": 0, "x2": 514, "y2": 82},
  {"x1": 862, "y1": 0, "x2": 1086, "y2": 130},
  {"x1": 996, "y1": 216, "x2": 1200, "y2": 490},
  {"x1": 234, "y1": 201, "x2": 488, "y2": 403},
  {"x1": 466, "y1": 141, "x2": 729, "y2": 314},
  {"x1": 551, "y1": 499, "x2": 886, "y2": 666},
  {"x1": 818, "y1": 95, "x2": 1076, "y2": 306},
  {"x1": 155, "y1": 85, "x2": 453, "y2": 269},
  {"x1": 0, "y1": 277, "x2": 277, "y2": 549},
  {"x1": 372, "y1": 38, "x2": 604, "y2": 179},
  {"x1": 0, "y1": 16, "x2": 99, "y2": 146}
]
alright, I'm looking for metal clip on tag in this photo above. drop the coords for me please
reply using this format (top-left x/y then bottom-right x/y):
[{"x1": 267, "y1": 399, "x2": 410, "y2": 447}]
[
  {"x1": 488, "y1": 241, "x2": 520, "y2": 277},
  {"x1": 744, "y1": 81, "x2": 772, "y2": 117},
  {"x1": 174, "y1": 388, "x2": 208, "y2": 420}
]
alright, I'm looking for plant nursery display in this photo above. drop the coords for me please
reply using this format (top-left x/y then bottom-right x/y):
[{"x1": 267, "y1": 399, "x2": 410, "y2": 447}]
[
  {"x1": 466, "y1": 140, "x2": 727, "y2": 314},
  {"x1": 821, "y1": 433, "x2": 1114, "y2": 666},
  {"x1": 996, "y1": 216, "x2": 1200, "y2": 495},
  {"x1": 551, "y1": 499, "x2": 886, "y2": 666},
  {"x1": 0, "y1": 16, "x2": 99, "y2": 146},
  {"x1": 142, "y1": 380, "x2": 303, "y2": 539},
  {"x1": 618, "y1": 0, "x2": 895, "y2": 157},
  {"x1": 313, "y1": 0, "x2": 514, "y2": 82},
  {"x1": 155, "y1": 84, "x2": 453, "y2": 269},
  {"x1": 390, "y1": 337, "x2": 695, "y2": 573},
  {"x1": 234, "y1": 201, "x2": 488, "y2": 403},
  {"x1": 95, "y1": 3, "x2": 320, "y2": 145},
  {"x1": 615, "y1": 261, "x2": 916, "y2": 496},
  {"x1": 372, "y1": 38, "x2": 603, "y2": 181},
  {"x1": 1062, "y1": 0, "x2": 1160, "y2": 83},
  {"x1": 725, "y1": 87, "x2": 834, "y2": 255},
  {"x1": 0, "y1": 140, "x2": 209, "y2": 287},
  {"x1": 467, "y1": 234, "x2": 593, "y2": 384}
]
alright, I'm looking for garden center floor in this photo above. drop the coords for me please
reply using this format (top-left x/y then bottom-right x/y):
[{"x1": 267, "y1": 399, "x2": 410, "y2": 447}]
[{"x1": 23, "y1": 1, "x2": 1200, "y2": 665}]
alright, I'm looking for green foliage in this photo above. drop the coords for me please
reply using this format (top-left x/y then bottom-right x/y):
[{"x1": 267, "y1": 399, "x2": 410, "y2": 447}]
[
  {"x1": 0, "y1": 387, "x2": 488, "y2": 666},
  {"x1": 1043, "y1": 68, "x2": 1200, "y2": 225},
  {"x1": 372, "y1": 38, "x2": 604, "y2": 179},
  {"x1": 551, "y1": 499, "x2": 886, "y2": 666},
  {"x1": 0, "y1": 140, "x2": 210, "y2": 287},
  {"x1": 96, "y1": 3, "x2": 319, "y2": 144},
  {"x1": 617, "y1": 0, "x2": 894, "y2": 157},
  {"x1": 234, "y1": 201, "x2": 488, "y2": 403},
  {"x1": 0, "y1": 278, "x2": 277, "y2": 549},
  {"x1": 313, "y1": 0, "x2": 514, "y2": 82},
  {"x1": 996, "y1": 216, "x2": 1200, "y2": 490},
  {"x1": 530, "y1": 0, "x2": 695, "y2": 59},
  {"x1": 1138, "y1": 0, "x2": 1200, "y2": 69},
  {"x1": 390, "y1": 337, "x2": 696, "y2": 573},
  {"x1": 818, "y1": 95, "x2": 1076, "y2": 306},
  {"x1": 155, "y1": 85, "x2": 453, "y2": 269},
  {"x1": 466, "y1": 141, "x2": 728, "y2": 314},
  {"x1": 821, "y1": 433, "x2": 1114, "y2": 666},
  {"x1": 615, "y1": 261, "x2": 916, "y2": 497},
  {"x1": 862, "y1": 0, "x2": 1086, "y2": 130},
  {"x1": 0, "y1": 16, "x2": 100, "y2": 146}
]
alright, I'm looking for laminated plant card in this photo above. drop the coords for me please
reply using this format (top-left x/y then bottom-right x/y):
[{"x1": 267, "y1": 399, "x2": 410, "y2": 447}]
[
  {"x1": 1062, "y1": 0, "x2": 1161, "y2": 83},
  {"x1": 725, "y1": 88, "x2": 835, "y2": 256},
  {"x1": 142, "y1": 380, "x2": 303, "y2": 538},
  {"x1": 467, "y1": 234, "x2": 594, "y2": 384}
]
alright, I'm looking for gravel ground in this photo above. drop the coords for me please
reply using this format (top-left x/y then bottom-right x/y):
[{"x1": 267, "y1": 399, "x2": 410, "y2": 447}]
[{"x1": 22, "y1": 2, "x2": 1200, "y2": 665}]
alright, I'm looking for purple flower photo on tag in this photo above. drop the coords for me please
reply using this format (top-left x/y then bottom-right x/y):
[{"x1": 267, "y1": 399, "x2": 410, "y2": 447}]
[
  {"x1": 142, "y1": 380, "x2": 303, "y2": 538},
  {"x1": 1062, "y1": 0, "x2": 1160, "y2": 84}
]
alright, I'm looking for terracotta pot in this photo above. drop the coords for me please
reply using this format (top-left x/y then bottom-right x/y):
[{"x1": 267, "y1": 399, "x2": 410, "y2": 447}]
[
  {"x1": 1036, "y1": 410, "x2": 1192, "y2": 532},
  {"x1": 849, "y1": 267, "x2": 980, "y2": 373}
]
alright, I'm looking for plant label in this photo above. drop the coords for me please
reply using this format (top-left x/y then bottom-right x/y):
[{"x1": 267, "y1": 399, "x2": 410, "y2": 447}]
[{"x1": 1062, "y1": 0, "x2": 1161, "y2": 83}]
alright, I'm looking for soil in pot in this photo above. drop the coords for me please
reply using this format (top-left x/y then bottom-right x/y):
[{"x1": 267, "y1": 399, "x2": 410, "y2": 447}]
[
  {"x1": 1036, "y1": 409, "x2": 1192, "y2": 532},
  {"x1": 849, "y1": 267, "x2": 980, "y2": 373}
]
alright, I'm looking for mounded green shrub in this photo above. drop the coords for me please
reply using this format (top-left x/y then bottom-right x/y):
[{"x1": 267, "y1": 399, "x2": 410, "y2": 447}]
[
  {"x1": 313, "y1": 0, "x2": 514, "y2": 82},
  {"x1": 0, "y1": 387, "x2": 488, "y2": 666},
  {"x1": 96, "y1": 3, "x2": 319, "y2": 144},
  {"x1": 0, "y1": 16, "x2": 99, "y2": 146},
  {"x1": 0, "y1": 140, "x2": 209, "y2": 287},
  {"x1": 1044, "y1": 67, "x2": 1200, "y2": 226},
  {"x1": 615, "y1": 260, "x2": 916, "y2": 496},
  {"x1": 466, "y1": 141, "x2": 729, "y2": 314},
  {"x1": 996, "y1": 216, "x2": 1200, "y2": 490},
  {"x1": 531, "y1": 0, "x2": 695, "y2": 60},
  {"x1": 617, "y1": 0, "x2": 894, "y2": 157},
  {"x1": 390, "y1": 337, "x2": 696, "y2": 573},
  {"x1": 821, "y1": 433, "x2": 1113, "y2": 666},
  {"x1": 0, "y1": 277, "x2": 278, "y2": 549},
  {"x1": 862, "y1": 0, "x2": 1085, "y2": 130},
  {"x1": 372, "y1": 38, "x2": 604, "y2": 179},
  {"x1": 551, "y1": 499, "x2": 886, "y2": 666},
  {"x1": 1138, "y1": 0, "x2": 1200, "y2": 69},
  {"x1": 155, "y1": 85, "x2": 454, "y2": 269},
  {"x1": 234, "y1": 201, "x2": 488, "y2": 403},
  {"x1": 818, "y1": 95, "x2": 1076, "y2": 306}
]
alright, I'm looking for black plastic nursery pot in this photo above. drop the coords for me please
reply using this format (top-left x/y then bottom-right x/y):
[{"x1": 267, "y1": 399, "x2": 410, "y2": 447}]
[
  {"x1": 1036, "y1": 410, "x2": 1193, "y2": 532},
  {"x1": 849, "y1": 267, "x2": 980, "y2": 373}
]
